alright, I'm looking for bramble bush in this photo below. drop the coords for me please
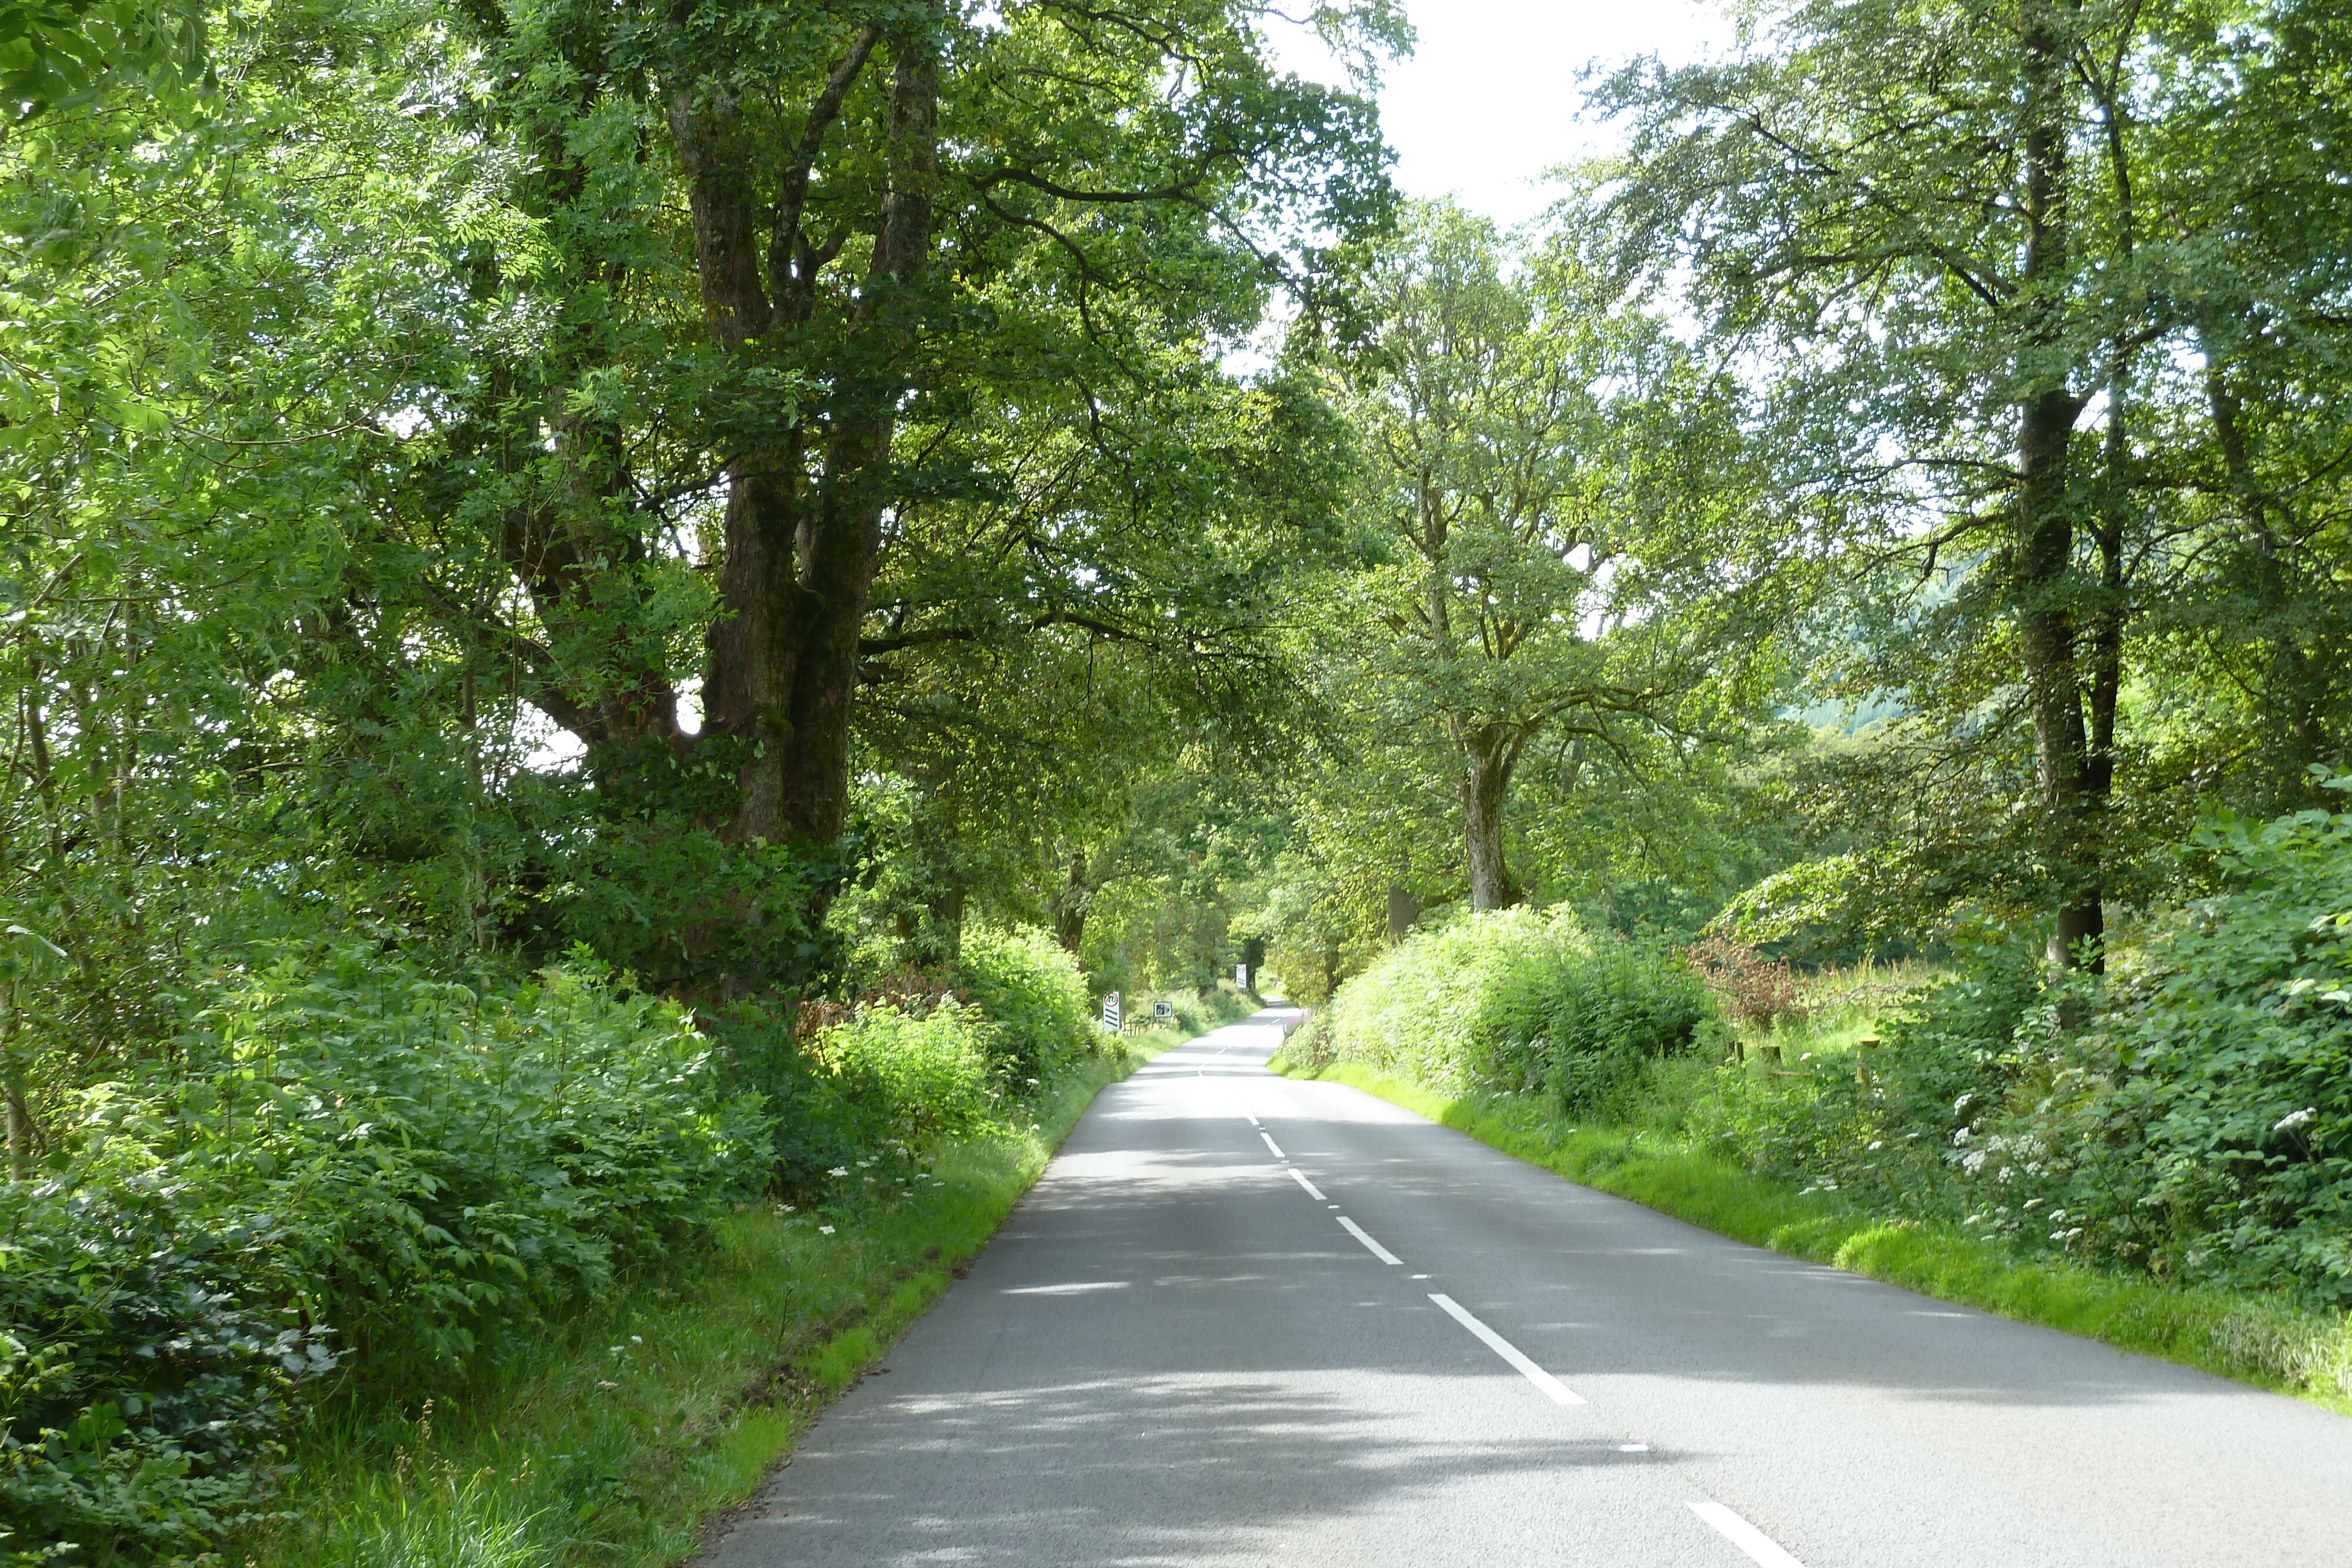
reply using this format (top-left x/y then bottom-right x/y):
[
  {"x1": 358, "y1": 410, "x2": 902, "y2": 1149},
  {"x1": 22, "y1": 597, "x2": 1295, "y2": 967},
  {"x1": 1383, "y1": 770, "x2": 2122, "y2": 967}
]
[
  {"x1": 1326, "y1": 908, "x2": 1716, "y2": 1112},
  {"x1": 0, "y1": 1175, "x2": 330, "y2": 1568},
  {"x1": 1990, "y1": 801, "x2": 2352, "y2": 1302},
  {"x1": 2, "y1": 946, "x2": 764, "y2": 1566}
]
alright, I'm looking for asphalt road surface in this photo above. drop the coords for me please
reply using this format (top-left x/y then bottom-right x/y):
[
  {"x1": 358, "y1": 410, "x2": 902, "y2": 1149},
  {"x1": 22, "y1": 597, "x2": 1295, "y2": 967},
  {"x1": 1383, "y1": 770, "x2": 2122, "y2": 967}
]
[{"x1": 706, "y1": 1009, "x2": 2352, "y2": 1567}]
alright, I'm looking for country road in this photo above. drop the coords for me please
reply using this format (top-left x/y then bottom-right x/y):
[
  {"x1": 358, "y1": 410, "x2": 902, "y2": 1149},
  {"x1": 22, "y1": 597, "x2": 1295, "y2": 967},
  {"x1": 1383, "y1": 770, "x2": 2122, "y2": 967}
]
[{"x1": 705, "y1": 1010, "x2": 2352, "y2": 1567}]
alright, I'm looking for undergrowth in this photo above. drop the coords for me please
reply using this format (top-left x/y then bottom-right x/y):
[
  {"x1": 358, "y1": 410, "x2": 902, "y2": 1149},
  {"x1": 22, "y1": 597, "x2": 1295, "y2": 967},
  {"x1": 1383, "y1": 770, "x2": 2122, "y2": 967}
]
[{"x1": 235, "y1": 1031, "x2": 1184, "y2": 1568}]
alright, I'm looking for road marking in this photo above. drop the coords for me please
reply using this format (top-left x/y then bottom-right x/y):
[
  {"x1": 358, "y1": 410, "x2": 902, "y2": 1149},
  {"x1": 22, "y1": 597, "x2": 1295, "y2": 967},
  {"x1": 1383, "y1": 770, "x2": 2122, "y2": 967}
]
[
  {"x1": 1338, "y1": 1217, "x2": 1403, "y2": 1265},
  {"x1": 1288, "y1": 1168, "x2": 1327, "y2": 1201},
  {"x1": 1260, "y1": 1131, "x2": 1287, "y2": 1159},
  {"x1": 1687, "y1": 1501, "x2": 1805, "y2": 1567},
  {"x1": 1619, "y1": 1443, "x2": 1648, "y2": 1452},
  {"x1": 1246, "y1": 1114, "x2": 1263, "y2": 1128},
  {"x1": 1427, "y1": 1294, "x2": 1585, "y2": 1406},
  {"x1": 1003, "y1": 1281, "x2": 1132, "y2": 1296}
]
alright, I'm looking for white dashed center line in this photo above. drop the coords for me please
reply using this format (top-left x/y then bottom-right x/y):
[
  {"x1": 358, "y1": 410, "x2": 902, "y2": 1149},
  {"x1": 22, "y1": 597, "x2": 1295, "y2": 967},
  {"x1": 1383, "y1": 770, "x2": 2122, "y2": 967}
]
[
  {"x1": 1259, "y1": 1131, "x2": 1286, "y2": 1159},
  {"x1": 1427, "y1": 1293, "x2": 1585, "y2": 1406},
  {"x1": 1337, "y1": 1216, "x2": 1403, "y2": 1265},
  {"x1": 1687, "y1": 1500, "x2": 1806, "y2": 1567},
  {"x1": 1288, "y1": 1168, "x2": 1327, "y2": 1201}
]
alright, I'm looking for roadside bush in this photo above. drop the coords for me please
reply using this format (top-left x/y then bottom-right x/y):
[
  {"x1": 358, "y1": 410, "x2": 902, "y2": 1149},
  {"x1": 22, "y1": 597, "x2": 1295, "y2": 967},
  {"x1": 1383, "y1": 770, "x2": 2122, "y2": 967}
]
[
  {"x1": 1702, "y1": 953, "x2": 2042, "y2": 1215},
  {"x1": 119, "y1": 953, "x2": 769, "y2": 1379},
  {"x1": 1138, "y1": 982, "x2": 1254, "y2": 1038},
  {"x1": 2, "y1": 949, "x2": 764, "y2": 1566},
  {"x1": 1990, "y1": 802, "x2": 2352, "y2": 1303},
  {"x1": 0, "y1": 1177, "x2": 332, "y2": 1567},
  {"x1": 953, "y1": 927, "x2": 1100, "y2": 1088},
  {"x1": 1327, "y1": 908, "x2": 1714, "y2": 1112},
  {"x1": 1706, "y1": 793, "x2": 2352, "y2": 1307},
  {"x1": 815, "y1": 1004, "x2": 998, "y2": 1142}
]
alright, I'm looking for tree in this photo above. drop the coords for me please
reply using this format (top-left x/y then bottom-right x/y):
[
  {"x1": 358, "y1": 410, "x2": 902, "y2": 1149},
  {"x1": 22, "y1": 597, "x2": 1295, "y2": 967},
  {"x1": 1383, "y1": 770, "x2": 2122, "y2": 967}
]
[
  {"x1": 1602, "y1": 0, "x2": 2352, "y2": 966},
  {"x1": 1317, "y1": 200, "x2": 1774, "y2": 910},
  {"x1": 395, "y1": 0, "x2": 1398, "y2": 1000}
]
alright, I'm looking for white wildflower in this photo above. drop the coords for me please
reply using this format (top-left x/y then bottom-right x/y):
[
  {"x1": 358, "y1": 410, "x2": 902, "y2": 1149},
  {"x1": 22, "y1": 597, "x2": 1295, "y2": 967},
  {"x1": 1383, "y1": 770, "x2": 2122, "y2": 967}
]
[
  {"x1": 828, "y1": 1166, "x2": 850, "y2": 1178},
  {"x1": 818, "y1": 1225, "x2": 836, "y2": 1235},
  {"x1": 2274, "y1": 1106, "x2": 2318, "y2": 1134}
]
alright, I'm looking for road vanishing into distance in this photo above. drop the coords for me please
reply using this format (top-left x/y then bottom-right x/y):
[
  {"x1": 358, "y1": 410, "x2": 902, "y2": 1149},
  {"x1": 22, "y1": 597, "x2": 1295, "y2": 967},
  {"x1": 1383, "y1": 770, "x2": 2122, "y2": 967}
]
[{"x1": 706, "y1": 1010, "x2": 2352, "y2": 1567}]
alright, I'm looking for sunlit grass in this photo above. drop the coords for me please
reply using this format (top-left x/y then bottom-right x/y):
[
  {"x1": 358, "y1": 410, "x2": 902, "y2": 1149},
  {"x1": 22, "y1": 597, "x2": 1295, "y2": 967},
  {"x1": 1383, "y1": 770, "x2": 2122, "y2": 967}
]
[
  {"x1": 238, "y1": 1035, "x2": 1180, "y2": 1568},
  {"x1": 1743, "y1": 957, "x2": 1947, "y2": 1061}
]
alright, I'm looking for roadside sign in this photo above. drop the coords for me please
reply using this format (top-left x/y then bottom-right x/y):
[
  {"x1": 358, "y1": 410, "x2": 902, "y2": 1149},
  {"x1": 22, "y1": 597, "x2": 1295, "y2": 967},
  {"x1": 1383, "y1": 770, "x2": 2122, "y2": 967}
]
[
  {"x1": 1153, "y1": 999, "x2": 1174, "y2": 1021},
  {"x1": 1236, "y1": 963, "x2": 1250, "y2": 990},
  {"x1": 1101, "y1": 991, "x2": 1121, "y2": 1031}
]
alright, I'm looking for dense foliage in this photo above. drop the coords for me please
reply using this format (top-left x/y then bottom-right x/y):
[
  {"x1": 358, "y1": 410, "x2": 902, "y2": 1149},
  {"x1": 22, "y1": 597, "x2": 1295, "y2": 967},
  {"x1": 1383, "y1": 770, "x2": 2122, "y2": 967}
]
[
  {"x1": 5, "y1": 0, "x2": 2352, "y2": 1553},
  {"x1": 1319, "y1": 909, "x2": 1716, "y2": 1112},
  {"x1": 1, "y1": 954, "x2": 761, "y2": 1564},
  {"x1": 1692, "y1": 795, "x2": 2352, "y2": 1306}
]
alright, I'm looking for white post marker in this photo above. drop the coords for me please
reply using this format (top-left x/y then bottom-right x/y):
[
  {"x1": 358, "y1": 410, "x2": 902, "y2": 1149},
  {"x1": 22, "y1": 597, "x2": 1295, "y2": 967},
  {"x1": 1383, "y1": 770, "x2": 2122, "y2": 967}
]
[
  {"x1": 1427, "y1": 1294, "x2": 1585, "y2": 1406},
  {"x1": 1337, "y1": 1216, "x2": 1403, "y2": 1265},
  {"x1": 1686, "y1": 1501, "x2": 1807, "y2": 1568}
]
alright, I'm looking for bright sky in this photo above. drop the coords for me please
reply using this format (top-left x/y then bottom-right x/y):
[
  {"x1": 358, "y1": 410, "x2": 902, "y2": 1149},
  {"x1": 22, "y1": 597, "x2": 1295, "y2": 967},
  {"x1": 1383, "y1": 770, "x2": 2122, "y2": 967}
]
[{"x1": 1268, "y1": 0, "x2": 1740, "y2": 228}]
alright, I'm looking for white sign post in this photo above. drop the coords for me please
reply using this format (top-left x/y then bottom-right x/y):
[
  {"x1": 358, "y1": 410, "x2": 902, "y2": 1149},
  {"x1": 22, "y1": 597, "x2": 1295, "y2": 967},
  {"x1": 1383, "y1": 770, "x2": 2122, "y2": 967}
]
[
  {"x1": 1235, "y1": 963, "x2": 1250, "y2": 991},
  {"x1": 1101, "y1": 991, "x2": 1121, "y2": 1031}
]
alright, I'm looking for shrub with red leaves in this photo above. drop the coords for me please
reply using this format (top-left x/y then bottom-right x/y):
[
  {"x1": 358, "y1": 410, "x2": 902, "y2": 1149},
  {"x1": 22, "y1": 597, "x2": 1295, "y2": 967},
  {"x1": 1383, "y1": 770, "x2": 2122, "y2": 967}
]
[{"x1": 1683, "y1": 935, "x2": 1806, "y2": 1031}]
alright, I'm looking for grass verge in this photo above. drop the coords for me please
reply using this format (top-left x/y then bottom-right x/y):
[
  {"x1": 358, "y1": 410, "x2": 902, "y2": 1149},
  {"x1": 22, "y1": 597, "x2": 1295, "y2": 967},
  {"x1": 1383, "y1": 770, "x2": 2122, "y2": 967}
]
[
  {"x1": 239, "y1": 1037, "x2": 1175, "y2": 1568},
  {"x1": 1271, "y1": 1054, "x2": 2352, "y2": 1413}
]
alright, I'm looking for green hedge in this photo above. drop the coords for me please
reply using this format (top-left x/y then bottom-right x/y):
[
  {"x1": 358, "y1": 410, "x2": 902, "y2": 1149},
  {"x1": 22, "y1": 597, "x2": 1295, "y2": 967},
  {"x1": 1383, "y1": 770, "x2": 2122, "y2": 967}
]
[
  {"x1": 1327, "y1": 908, "x2": 1715, "y2": 1111},
  {"x1": 2, "y1": 924, "x2": 1116, "y2": 1566}
]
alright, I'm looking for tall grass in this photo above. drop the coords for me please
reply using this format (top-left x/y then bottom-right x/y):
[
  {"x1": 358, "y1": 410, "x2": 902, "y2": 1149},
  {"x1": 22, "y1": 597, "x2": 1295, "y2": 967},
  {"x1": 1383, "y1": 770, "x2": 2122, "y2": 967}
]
[{"x1": 1739, "y1": 957, "x2": 1946, "y2": 1060}]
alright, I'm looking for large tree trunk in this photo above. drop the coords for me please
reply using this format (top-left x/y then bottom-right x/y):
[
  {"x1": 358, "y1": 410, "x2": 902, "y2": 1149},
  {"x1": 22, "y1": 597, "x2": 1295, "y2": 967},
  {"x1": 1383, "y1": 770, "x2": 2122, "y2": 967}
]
[
  {"x1": 1461, "y1": 728, "x2": 1524, "y2": 912},
  {"x1": 677, "y1": 37, "x2": 938, "y2": 847},
  {"x1": 2016, "y1": 0, "x2": 2099, "y2": 969},
  {"x1": 1055, "y1": 851, "x2": 1090, "y2": 955},
  {"x1": 2078, "y1": 355, "x2": 2125, "y2": 978},
  {"x1": 1385, "y1": 882, "x2": 1417, "y2": 945}
]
